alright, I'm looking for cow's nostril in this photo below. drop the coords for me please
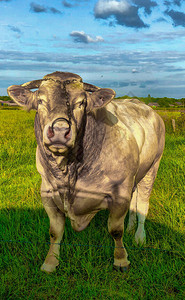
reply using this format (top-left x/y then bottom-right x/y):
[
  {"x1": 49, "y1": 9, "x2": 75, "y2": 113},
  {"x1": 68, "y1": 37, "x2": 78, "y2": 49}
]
[
  {"x1": 48, "y1": 126, "x2": 55, "y2": 138},
  {"x1": 65, "y1": 129, "x2": 71, "y2": 140}
]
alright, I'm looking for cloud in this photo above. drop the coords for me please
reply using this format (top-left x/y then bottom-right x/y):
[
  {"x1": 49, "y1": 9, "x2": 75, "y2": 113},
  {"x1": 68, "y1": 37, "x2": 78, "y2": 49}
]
[
  {"x1": 164, "y1": 0, "x2": 182, "y2": 7},
  {"x1": 165, "y1": 9, "x2": 185, "y2": 27},
  {"x1": 155, "y1": 17, "x2": 168, "y2": 23},
  {"x1": 121, "y1": 29, "x2": 185, "y2": 44},
  {"x1": 62, "y1": 0, "x2": 88, "y2": 8},
  {"x1": 70, "y1": 31, "x2": 104, "y2": 43},
  {"x1": 49, "y1": 7, "x2": 62, "y2": 14},
  {"x1": 30, "y1": 2, "x2": 62, "y2": 14},
  {"x1": 103, "y1": 81, "x2": 130, "y2": 88},
  {"x1": 111, "y1": 28, "x2": 185, "y2": 45},
  {"x1": 132, "y1": 0, "x2": 158, "y2": 15},
  {"x1": 164, "y1": 1, "x2": 171, "y2": 5},
  {"x1": 2, "y1": 49, "x2": 185, "y2": 72},
  {"x1": 94, "y1": 0, "x2": 130, "y2": 18},
  {"x1": 94, "y1": 0, "x2": 148, "y2": 28},
  {"x1": 173, "y1": 0, "x2": 182, "y2": 5},
  {"x1": 30, "y1": 2, "x2": 47, "y2": 13},
  {"x1": 2, "y1": 49, "x2": 185, "y2": 97},
  {"x1": 62, "y1": 0, "x2": 74, "y2": 8},
  {"x1": 8, "y1": 25, "x2": 22, "y2": 33},
  {"x1": 132, "y1": 68, "x2": 139, "y2": 73}
]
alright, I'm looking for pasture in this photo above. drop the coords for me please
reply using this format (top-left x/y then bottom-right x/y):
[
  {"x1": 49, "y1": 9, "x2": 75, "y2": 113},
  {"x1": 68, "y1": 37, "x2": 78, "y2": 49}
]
[{"x1": 0, "y1": 108, "x2": 185, "y2": 299}]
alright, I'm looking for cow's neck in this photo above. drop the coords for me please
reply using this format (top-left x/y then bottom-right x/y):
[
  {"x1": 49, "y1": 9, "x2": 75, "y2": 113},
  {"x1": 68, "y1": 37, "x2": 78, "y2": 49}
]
[
  {"x1": 78, "y1": 111, "x2": 106, "y2": 175},
  {"x1": 34, "y1": 111, "x2": 105, "y2": 184}
]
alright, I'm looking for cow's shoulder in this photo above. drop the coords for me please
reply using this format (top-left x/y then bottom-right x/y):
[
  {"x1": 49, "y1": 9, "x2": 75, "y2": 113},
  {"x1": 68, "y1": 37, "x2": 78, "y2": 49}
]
[{"x1": 111, "y1": 98, "x2": 152, "y2": 118}]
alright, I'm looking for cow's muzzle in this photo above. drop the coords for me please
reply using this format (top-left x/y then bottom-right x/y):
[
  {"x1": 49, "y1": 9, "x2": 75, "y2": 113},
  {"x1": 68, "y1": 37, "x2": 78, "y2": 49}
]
[
  {"x1": 48, "y1": 117, "x2": 71, "y2": 139},
  {"x1": 45, "y1": 117, "x2": 73, "y2": 153}
]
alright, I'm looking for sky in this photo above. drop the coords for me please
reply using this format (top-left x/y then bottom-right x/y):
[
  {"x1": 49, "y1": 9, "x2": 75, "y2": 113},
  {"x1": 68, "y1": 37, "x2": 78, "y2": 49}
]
[{"x1": 1, "y1": 0, "x2": 185, "y2": 98}]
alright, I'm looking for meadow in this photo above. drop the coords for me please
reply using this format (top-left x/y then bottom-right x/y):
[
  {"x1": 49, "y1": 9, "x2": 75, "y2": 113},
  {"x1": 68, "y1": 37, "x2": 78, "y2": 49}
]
[{"x1": 0, "y1": 107, "x2": 185, "y2": 299}]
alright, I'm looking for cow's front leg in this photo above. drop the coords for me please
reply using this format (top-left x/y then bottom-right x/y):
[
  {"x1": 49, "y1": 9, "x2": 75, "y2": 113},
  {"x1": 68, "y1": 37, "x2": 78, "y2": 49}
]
[
  {"x1": 108, "y1": 197, "x2": 130, "y2": 272},
  {"x1": 41, "y1": 195, "x2": 65, "y2": 273},
  {"x1": 126, "y1": 187, "x2": 137, "y2": 233}
]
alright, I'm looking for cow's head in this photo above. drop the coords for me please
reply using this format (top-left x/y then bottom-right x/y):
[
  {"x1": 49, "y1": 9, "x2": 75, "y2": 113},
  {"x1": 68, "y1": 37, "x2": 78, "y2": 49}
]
[{"x1": 7, "y1": 72, "x2": 115, "y2": 156}]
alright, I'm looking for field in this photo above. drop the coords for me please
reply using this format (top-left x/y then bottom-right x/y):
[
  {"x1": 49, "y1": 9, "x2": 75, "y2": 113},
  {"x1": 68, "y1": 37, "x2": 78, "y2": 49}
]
[{"x1": 0, "y1": 108, "x2": 185, "y2": 299}]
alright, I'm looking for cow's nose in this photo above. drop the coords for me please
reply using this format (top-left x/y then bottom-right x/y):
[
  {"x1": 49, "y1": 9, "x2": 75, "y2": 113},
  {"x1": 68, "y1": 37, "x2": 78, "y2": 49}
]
[
  {"x1": 47, "y1": 126, "x2": 71, "y2": 141},
  {"x1": 47, "y1": 118, "x2": 71, "y2": 141}
]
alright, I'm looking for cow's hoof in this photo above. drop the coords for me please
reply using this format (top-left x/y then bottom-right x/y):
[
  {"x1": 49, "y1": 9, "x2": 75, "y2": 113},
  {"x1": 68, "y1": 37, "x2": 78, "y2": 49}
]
[
  {"x1": 113, "y1": 264, "x2": 130, "y2": 273},
  {"x1": 135, "y1": 229, "x2": 146, "y2": 245},
  {"x1": 40, "y1": 263, "x2": 57, "y2": 273}
]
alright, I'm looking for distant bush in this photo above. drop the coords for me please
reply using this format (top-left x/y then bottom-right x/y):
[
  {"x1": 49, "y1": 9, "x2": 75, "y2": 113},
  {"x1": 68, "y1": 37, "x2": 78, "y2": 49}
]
[
  {"x1": 115, "y1": 95, "x2": 185, "y2": 108},
  {"x1": 0, "y1": 96, "x2": 11, "y2": 101},
  {"x1": 157, "y1": 111, "x2": 185, "y2": 134},
  {"x1": 177, "y1": 112, "x2": 185, "y2": 133},
  {"x1": 0, "y1": 106, "x2": 20, "y2": 110}
]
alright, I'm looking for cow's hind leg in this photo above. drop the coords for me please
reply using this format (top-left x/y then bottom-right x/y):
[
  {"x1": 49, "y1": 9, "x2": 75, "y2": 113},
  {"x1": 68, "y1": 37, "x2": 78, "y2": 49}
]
[
  {"x1": 41, "y1": 196, "x2": 65, "y2": 273},
  {"x1": 108, "y1": 192, "x2": 131, "y2": 272},
  {"x1": 134, "y1": 158, "x2": 162, "y2": 245}
]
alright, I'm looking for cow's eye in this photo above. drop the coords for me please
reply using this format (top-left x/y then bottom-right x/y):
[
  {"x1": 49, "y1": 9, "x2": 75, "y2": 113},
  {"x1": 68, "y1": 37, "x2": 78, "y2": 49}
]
[{"x1": 79, "y1": 99, "x2": 85, "y2": 108}]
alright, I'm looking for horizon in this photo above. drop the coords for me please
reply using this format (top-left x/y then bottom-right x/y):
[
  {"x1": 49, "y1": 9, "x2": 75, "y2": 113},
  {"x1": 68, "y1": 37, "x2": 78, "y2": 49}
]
[{"x1": 1, "y1": 0, "x2": 185, "y2": 98}]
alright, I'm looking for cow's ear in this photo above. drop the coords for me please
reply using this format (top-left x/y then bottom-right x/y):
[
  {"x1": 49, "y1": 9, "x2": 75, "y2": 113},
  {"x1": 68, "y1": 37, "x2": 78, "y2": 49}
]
[
  {"x1": 90, "y1": 88, "x2": 115, "y2": 109},
  {"x1": 7, "y1": 85, "x2": 37, "y2": 111}
]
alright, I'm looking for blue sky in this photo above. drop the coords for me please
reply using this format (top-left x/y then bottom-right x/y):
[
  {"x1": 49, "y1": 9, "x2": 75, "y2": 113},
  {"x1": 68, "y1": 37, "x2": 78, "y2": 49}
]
[{"x1": 1, "y1": 0, "x2": 185, "y2": 98}]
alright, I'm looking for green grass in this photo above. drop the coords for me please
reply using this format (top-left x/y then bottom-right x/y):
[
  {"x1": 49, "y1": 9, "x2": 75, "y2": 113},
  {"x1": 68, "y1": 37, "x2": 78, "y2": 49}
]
[
  {"x1": 157, "y1": 110, "x2": 185, "y2": 134},
  {"x1": 0, "y1": 109, "x2": 185, "y2": 299}
]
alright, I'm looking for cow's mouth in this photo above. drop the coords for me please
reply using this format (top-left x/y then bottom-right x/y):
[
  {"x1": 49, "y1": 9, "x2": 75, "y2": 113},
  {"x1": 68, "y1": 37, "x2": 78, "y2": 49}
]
[{"x1": 45, "y1": 143, "x2": 69, "y2": 154}]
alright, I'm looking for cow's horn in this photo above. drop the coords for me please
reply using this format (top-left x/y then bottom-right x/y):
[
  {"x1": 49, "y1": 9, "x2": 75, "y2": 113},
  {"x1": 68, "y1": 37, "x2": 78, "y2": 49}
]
[
  {"x1": 21, "y1": 79, "x2": 43, "y2": 89},
  {"x1": 83, "y1": 82, "x2": 100, "y2": 92}
]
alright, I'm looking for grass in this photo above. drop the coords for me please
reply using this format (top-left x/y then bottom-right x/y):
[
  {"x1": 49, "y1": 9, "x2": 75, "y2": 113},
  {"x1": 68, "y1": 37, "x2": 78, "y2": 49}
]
[
  {"x1": 0, "y1": 109, "x2": 185, "y2": 299},
  {"x1": 157, "y1": 110, "x2": 185, "y2": 134}
]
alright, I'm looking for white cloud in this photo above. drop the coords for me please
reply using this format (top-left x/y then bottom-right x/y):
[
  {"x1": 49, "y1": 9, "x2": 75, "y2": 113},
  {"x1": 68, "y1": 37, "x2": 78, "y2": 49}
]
[
  {"x1": 70, "y1": 31, "x2": 104, "y2": 43},
  {"x1": 94, "y1": 0, "x2": 148, "y2": 28},
  {"x1": 95, "y1": 0, "x2": 130, "y2": 18},
  {"x1": 132, "y1": 68, "x2": 138, "y2": 73}
]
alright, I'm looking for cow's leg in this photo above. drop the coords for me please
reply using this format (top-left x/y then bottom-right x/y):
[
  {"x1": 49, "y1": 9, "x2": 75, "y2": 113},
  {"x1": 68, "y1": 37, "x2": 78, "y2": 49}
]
[
  {"x1": 126, "y1": 188, "x2": 137, "y2": 233},
  {"x1": 108, "y1": 187, "x2": 131, "y2": 272},
  {"x1": 134, "y1": 158, "x2": 162, "y2": 245},
  {"x1": 41, "y1": 195, "x2": 65, "y2": 273}
]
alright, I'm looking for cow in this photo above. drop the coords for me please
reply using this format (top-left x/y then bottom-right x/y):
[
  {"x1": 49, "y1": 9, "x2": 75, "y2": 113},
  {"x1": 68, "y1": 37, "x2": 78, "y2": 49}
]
[{"x1": 7, "y1": 71, "x2": 165, "y2": 273}]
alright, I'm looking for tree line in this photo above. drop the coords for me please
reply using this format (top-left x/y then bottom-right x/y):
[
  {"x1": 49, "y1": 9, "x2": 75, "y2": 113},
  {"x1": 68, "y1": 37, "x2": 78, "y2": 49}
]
[
  {"x1": 116, "y1": 94, "x2": 185, "y2": 107},
  {"x1": 1, "y1": 95, "x2": 185, "y2": 108}
]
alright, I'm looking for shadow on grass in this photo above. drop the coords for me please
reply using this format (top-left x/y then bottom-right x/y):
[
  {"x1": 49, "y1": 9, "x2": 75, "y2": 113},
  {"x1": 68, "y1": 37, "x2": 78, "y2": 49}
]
[
  {"x1": 1, "y1": 207, "x2": 184, "y2": 262},
  {"x1": 0, "y1": 207, "x2": 185, "y2": 299}
]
